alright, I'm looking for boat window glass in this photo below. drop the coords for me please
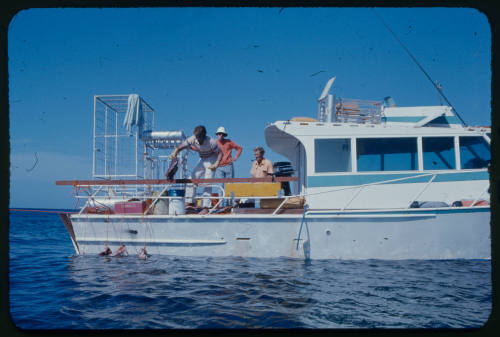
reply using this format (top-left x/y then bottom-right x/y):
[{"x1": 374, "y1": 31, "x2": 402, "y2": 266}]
[
  {"x1": 459, "y1": 136, "x2": 490, "y2": 169},
  {"x1": 356, "y1": 138, "x2": 417, "y2": 171},
  {"x1": 422, "y1": 137, "x2": 456, "y2": 170},
  {"x1": 315, "y1": 139, "x2": 351, "y2": 172}
]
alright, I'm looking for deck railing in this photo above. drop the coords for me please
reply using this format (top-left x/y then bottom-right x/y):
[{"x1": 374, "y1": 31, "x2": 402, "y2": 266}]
[
  {"x1": 57, "y1": 177, "x2": 299, "y2": 215},
  {"x1": 335, "y1": 98, "x2": 382, "y2": 124},
  {"x1": 305, "y1": 170, "x2": 489, "y2": 211},
  {"x1": 58, "y1": 171, "x2": 489, "y2": 216}
]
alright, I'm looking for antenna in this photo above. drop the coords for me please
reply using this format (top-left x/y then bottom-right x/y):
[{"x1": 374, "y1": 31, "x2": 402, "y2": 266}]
[
  {"x1": 318, "y1": 76, "x2": 336, "y2": 122},
  {"x1": 319, "y1": 76, "x2": 336, "y2": 101},
  {"x1": 371, "y1": 9, "x2": 467, "y2": 126}
]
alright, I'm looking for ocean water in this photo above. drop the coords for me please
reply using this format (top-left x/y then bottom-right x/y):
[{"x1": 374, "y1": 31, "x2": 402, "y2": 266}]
[{"x1": 9, "y1": 210, "x2": 492, "y2": 329}]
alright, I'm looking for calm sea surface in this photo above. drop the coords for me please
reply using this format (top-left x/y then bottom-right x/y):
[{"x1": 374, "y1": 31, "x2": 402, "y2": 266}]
[{"x1": 9, "y1": 210, "x2": 492, "y2": 329}]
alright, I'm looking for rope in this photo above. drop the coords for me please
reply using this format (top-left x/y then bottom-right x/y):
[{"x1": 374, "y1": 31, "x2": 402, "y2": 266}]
[
  {"x1": 371, "y1": 8, "x2": 467, "y2": 126},
  {"x1": 138, "y1": 207, "x2": 148, "y2": 254},
  {"x1": 83, "y1": 212, "x2": 88, "y2": 256},
  {"x1": 105, "y1": 213, "x2": 109, "y2": 249},
  {"x1": 144, "y1": 220, "x2": 148, "y2": 251},
  {"x1": 296, "y1": 204, "x2": 309, "y2": 250},
  {"x1": 72, "y1": 185, "x2": 80, "y2": 210},
  {"x1": 119, "y1": 220, "x2": 123, "y2": 246},
  {"x1": 9, "y1": 208, "x2": 77, "y2": 214}
]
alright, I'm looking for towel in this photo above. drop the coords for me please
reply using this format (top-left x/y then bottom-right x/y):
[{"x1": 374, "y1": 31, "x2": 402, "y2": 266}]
[{"x1": 123, "y1": 94, "x2": 144, "y2": 136}]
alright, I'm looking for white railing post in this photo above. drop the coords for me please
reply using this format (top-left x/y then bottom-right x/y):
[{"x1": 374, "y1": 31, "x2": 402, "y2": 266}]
[
  {"x1": 78, "y1": 185, "x2": 104, "y2": 215},
  {"x1": 144, "y1": 184, "x2": 171, "y2": 215},
  {"x1": 207, "y1": 184, "x2": 225, "y2": 214},
  {"x1": 272, "y1": 196, "x2": 290, "y2": 215}
]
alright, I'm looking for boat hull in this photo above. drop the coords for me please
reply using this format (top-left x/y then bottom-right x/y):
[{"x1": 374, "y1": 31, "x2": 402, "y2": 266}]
[{"x1": 66, "y1": 207, "x2": 490, "y2": 260}]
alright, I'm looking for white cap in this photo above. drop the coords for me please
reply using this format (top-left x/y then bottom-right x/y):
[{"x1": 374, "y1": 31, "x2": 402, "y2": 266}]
[{"x1": 215, "y1": 126, "x2": 228, "y2": 136}]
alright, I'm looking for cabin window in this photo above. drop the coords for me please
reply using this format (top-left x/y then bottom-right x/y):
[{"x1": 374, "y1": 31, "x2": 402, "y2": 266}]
[
  {"x1": 422, "y1": 137, "x2": 455, "y2": 170},
  {"x1": 459, "y1": 136, "x2": 490, "y2": 169},
  {"x1": 315, "y1": 138, "x2": 351, "y2": 172},
  {"x1": 356, "y1": 138, "x2": 417, "y2": 171}
]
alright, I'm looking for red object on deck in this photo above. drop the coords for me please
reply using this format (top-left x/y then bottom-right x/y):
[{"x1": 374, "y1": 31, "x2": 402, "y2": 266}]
[
  {"x1": 84, "y1": 207, "x2": 113, "y2": 214},
  {"x1": 460, "y1": 199, "x2": 489, "y2": 207},
  {"x1": 114, "y1": 201, "x2": 146, "y2": 214}
]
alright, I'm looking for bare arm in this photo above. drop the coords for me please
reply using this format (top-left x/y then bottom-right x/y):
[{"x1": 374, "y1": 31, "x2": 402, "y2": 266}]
[
  {"x1": 233, "y1": 142, "x2": 243, "y2": 161},
  {"x1": 170, "y1": 143, "x2": 188, "y2": 158},
  {"x1": 250, "y1": 162, "x2": 257, "y2": 178},
  {"x1": 209, "y1": 146, "x2": 223, "y2": 170}
]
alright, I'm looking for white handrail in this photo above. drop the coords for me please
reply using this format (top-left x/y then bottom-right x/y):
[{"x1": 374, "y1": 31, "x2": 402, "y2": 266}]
[
  {"x1": 303, "y1": 171, "x2": 488, "y2": 212},
  {"x1": 471, "y1": 185, "x2": 490, "y2": 206},
  {"x1": 306, "y1": 173, "x2": 435, "y2": 197},
  {"x1": 406, "y1": 174, "x2": 437, "y2": 208},
  {"x1": 206, "y1": 184, "x2": 225, "y2": 214},
  {"x1": 73, "y1": 170, "x2": 489, "y2": 215},
  {"x1": 341, "y1": 185, "x2": 364, "y2": 211},
  {"x1": 78, "y1": 185, "x2": 103, "y2": 215},
  {"x1": 272, "y1": 196, "x2": 290, "y2": 215},
  {"x1": 144, "y1": 184, "x2": 171, "y2": 215}
]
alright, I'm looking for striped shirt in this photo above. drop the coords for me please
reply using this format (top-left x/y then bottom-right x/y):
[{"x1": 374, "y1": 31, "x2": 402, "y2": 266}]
[{"x1": 183, "y1": 135, "x2": 220, "y2": 158}]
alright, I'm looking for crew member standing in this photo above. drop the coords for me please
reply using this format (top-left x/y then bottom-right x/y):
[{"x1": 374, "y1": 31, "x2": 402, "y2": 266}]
[
  {"x1": 251, "y1": 146, "x2": 273, "y2": 178},
  {"x1": 214, "y1": 126, "x2": 242, "y2": 206}
]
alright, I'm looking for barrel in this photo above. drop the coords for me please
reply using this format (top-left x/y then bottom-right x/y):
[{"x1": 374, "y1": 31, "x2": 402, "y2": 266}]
[{"x1": 168, "y1": 189, "x2": 185, "y2": 215}]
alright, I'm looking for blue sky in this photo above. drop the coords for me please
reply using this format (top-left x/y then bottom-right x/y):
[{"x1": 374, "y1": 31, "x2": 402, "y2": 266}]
[{"x1": 8, "y1": 7, "x2": 491, "y2": 209}]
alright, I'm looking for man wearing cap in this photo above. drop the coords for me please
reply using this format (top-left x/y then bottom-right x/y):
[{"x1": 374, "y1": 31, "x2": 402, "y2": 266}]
[{"x1": 215, "y1": 126, "x2": 242, "y2": 206}]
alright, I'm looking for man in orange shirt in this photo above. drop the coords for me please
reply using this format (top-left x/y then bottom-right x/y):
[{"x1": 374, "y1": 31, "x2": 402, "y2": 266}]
[
  {"x1": 251, "y1": 146, "x2": 273, "y2": 178},
  {"x1": 214, "y1": 126, "x2": 242, "y2": 206}
]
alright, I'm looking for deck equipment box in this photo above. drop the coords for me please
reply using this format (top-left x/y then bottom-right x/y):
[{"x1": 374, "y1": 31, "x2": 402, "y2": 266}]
[
  {"x1": 225, "y1": 182, "x2": 281, "y2": 197},
  {"x1": 260, "y1": 196, "x2": 305, "y2": 209},
  {"x1": 114, "y1": 201, "x2": 146, "y2": 214}
]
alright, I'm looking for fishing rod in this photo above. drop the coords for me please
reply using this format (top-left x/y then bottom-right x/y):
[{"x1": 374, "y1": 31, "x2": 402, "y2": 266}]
[{"x1": 371, "y1": 8, "x2": 468, "y2": 126}]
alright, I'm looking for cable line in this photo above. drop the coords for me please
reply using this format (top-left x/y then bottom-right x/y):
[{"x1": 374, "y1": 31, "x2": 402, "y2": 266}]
[{"x1": 371, "y1": 8, "x2": 467, "y2": 126}]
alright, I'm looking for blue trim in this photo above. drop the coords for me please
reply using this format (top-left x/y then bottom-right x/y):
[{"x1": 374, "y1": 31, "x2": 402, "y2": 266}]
[
  {"x1": 382, "y1": 116, "x2": 460, "y2": 125},
  {"x1": 433, "y1": 171, "x2": 489, "y2": 182},
  {"x1": 313, "y1": 207, "x2": 490, "y2": 216},
  {"x1": 428, "y1": 115, "x2": 460, "y2": 125},
  {"x1": 382, "y1": 116, "x2": 424, "y2": 123},
  {"x1": 82, "y1": 240, "x2": 226, "y2": 247},
  {"x1": 307, "y1": 171, "x2": 488, "y2": 187}
]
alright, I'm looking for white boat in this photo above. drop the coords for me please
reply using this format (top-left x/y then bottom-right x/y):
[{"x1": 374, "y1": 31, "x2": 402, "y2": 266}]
[{"x1": 57, "y1": 79, "x2": 491, "y2": 260}]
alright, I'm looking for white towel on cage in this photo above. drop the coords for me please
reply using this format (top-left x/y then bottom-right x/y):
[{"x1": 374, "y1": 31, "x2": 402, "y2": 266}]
[{"x1": 123, "y1": 94, "x2": 144, "y2": 136}]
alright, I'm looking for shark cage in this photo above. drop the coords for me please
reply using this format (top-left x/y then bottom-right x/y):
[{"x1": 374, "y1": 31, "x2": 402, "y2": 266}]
[{"x1": 83, "y1": 94, "x2": 188, "y2": 210}]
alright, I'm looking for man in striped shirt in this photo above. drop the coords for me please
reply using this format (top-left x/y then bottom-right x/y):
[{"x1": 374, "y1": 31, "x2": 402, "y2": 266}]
[{"x1": 171, "y1": 125, "x2": 222, "y2": 212}]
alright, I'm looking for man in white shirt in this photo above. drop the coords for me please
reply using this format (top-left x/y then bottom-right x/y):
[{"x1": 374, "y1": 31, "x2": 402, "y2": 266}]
[{"x1": 171, "y1": 125, "x2": 222, "y2": 213}]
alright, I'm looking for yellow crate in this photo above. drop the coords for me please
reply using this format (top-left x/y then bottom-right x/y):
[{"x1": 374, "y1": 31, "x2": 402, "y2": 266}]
[{"x1": 225, "y1": 182, "x2": 281, "y2": 197}]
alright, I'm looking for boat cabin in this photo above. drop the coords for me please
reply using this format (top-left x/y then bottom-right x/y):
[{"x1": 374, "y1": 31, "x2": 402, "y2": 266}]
[{"x1": 265, "y1": 80, "x2": 490, "y2": 209}]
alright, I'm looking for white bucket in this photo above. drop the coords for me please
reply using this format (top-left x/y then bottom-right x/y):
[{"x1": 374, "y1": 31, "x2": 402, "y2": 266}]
[
  {"x1": 169, "y1": 197, "x2": 185, "y2": 215},
  {"x1": 153, "y1": 199, "x2": 169, "y2": 215}
]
